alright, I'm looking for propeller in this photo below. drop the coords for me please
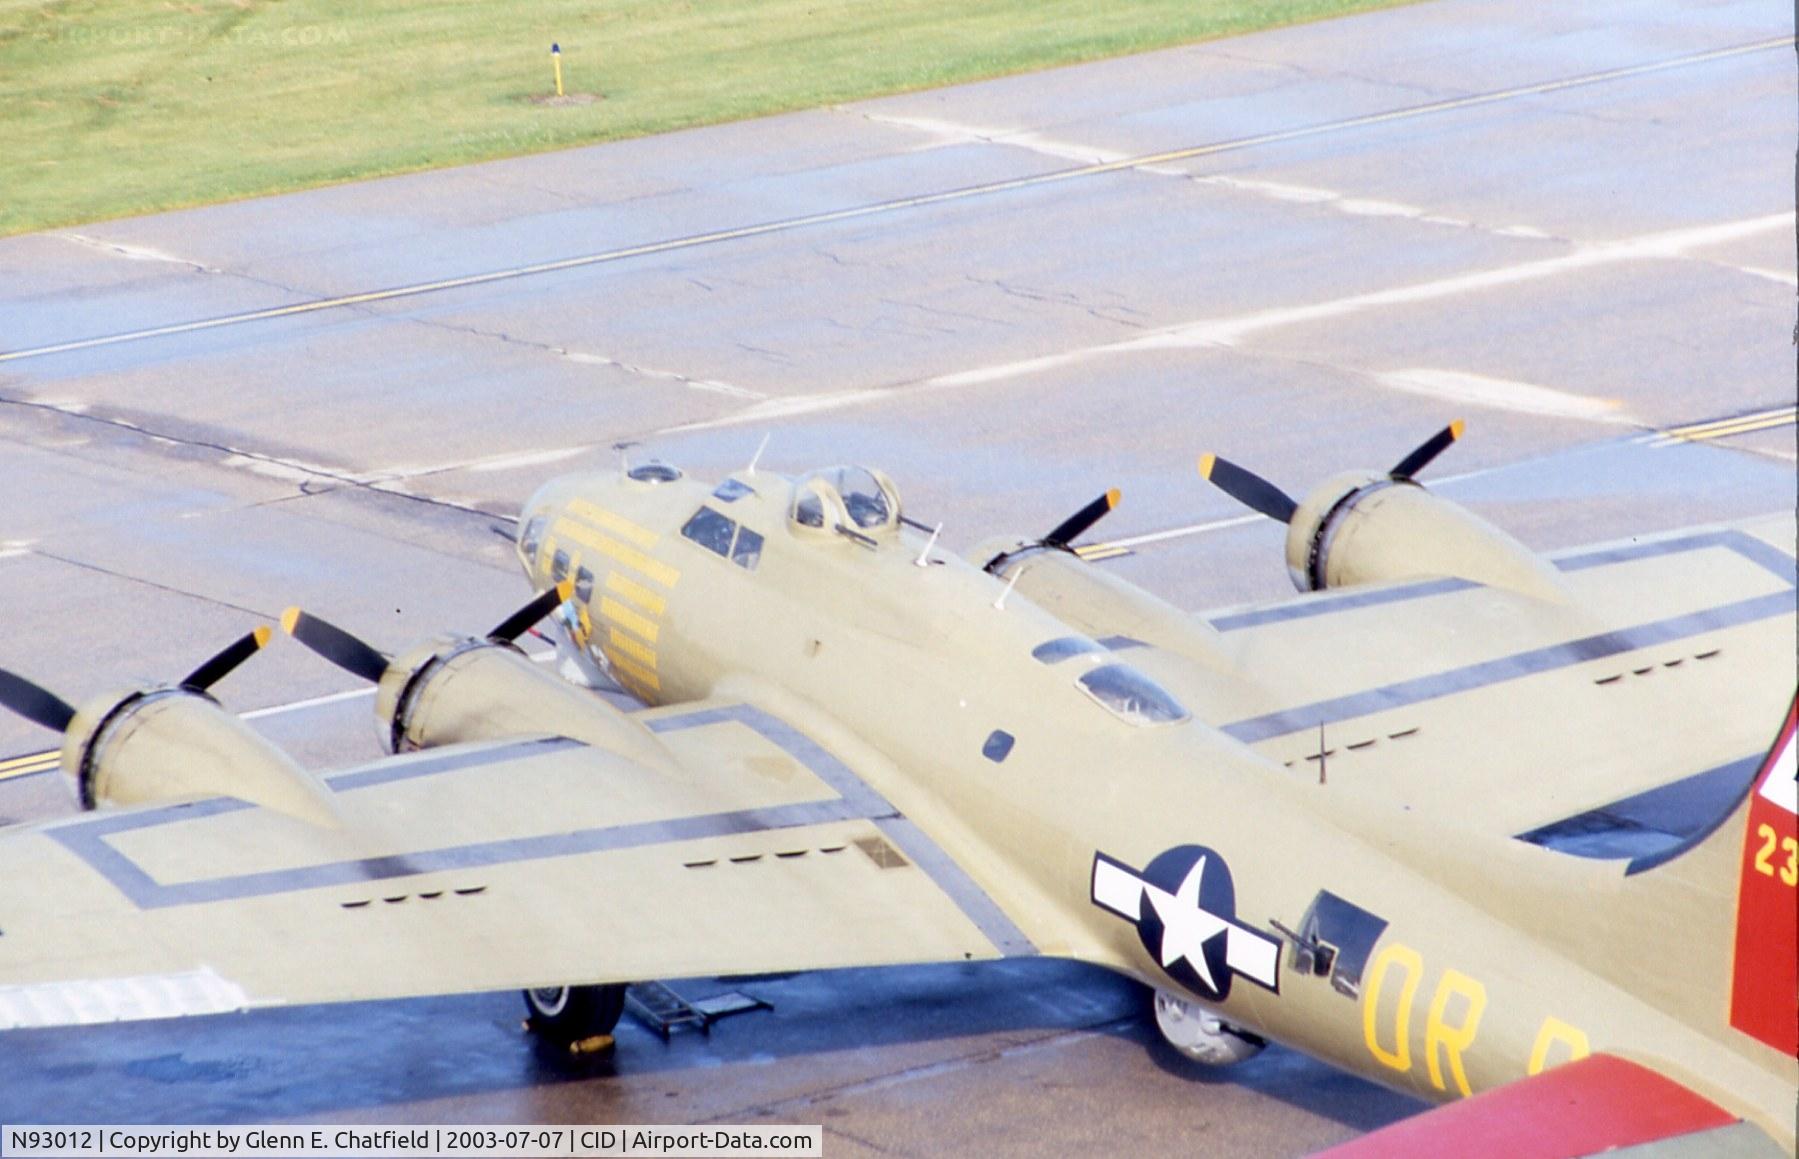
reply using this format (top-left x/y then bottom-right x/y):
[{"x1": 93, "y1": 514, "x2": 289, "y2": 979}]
[
  {"x1": 1198, "y1": 421, "x2": 1467, "y2": 523},
  {"x1": 280, "y1": 607, "x2": 389, "y2": 683},
  {"x1": 489, "y1": 579, "x2": 577, "y2": 644},
  {"x1": 180, "y1": 626, "x2": 273, "y2": 692},
  {"x1": 282, "y1": 578, "x2": 574, "y2": 683},
  {"x1": 1198, "y1": 453, "x2": 1298, "y2": 524},
  {"x1": 1389, "y1": 419, "x2": 1465, "y2": 481},
  {"x1": 0, "y1": 669, "x2": 77, "y2": 733},
  {"x1": 1042, "y1": 489, "x2": 1121, "y2": 549},
  {"x1": 0, "y1": 626, "x2": 272, "y2": 735},
  {"x1": 984, "y1": 489, "x2": 1122, "y2": 573}
]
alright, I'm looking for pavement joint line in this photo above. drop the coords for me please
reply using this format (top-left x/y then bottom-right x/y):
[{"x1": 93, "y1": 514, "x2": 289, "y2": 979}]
[
  {"x1": 1, "y1": 35, "x2": 1788, "y2": 366},
  {"x1": 659, "y1": 211, "x2": 1793, "y2": 435},
  {"x1": 0, "y1": 392, "x2": 513, "y2": 524}
]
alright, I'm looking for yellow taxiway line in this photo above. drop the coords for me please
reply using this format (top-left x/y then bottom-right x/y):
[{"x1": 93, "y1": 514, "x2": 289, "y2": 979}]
[
  {"x1": 0, "y1": 751, "x2": 59, "y2": 782},
  {"x1": 1, "y1": 36, "x2": 1788, "y2": 366}
]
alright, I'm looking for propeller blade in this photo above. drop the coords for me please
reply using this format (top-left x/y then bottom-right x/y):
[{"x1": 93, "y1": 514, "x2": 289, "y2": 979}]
[
  {"x1": 280, "y1": 608, "x2": 389, "y2": 683},
  {"x1": 488, "y1": 578, "x2": 575, "y2": 643},
  {"x1": 1043, "y1": 489, "x2": 1121, "y2": 548},
  {"x1": 1198, "y1": 453, "x2": 1298, "y2": 524},
  {"x1": 1390, "y1": 420, "x2": 1465, "y2": 481},
  {"x1": 0, "y1": 669, "x2": 77, "y2": 733},
  {"x1": 179, "y1": 626, "x2": 272, "y2": 692}
]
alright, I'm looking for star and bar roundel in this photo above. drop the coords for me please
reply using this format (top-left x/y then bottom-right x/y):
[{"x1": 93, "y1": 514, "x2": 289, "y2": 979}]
[{"x1": 1091, "y1": 845, "x2": 1281, "y2": 1001}]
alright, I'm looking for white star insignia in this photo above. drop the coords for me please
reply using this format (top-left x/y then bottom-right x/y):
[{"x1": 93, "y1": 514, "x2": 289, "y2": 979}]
[{"x1": 1143, "y1": 855, "x2": 1230, "y2": 991}]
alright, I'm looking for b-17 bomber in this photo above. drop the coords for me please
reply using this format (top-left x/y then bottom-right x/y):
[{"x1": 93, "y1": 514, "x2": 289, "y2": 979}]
[{"x1": 0, "y1": 426, "x2": 1793, "y2": 1157}]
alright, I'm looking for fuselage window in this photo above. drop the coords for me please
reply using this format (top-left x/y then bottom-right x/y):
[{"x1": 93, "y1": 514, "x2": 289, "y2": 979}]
[
  {"x1": 1076, "y1": 664, "x2": 1189, "y2": 726},
  {"x1": 520, "y1": 515, "x2": 545, "y2": 560},
  {"x1": 681, "y1": 506, "x2": 738, "y2": 558},
  {"x1": 732, "y1": 526, "x2": 764, "y2": 570},
  {"x1": 574, "y1": 566, "x2": 595, "y2": 603},
  {"x1": 551, "y1": 549, "x2": 571, "y2": 584},
  {"x1": 1032, "y1": 636, "x2": 1106, "y2": 665},
  {"x1": 713, "y1": 478, "x2": 755, "y2": 503}
]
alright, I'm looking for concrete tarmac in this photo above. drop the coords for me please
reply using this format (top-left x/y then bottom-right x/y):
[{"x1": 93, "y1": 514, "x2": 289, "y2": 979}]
[{"x1": 0, "y1": 0, "x2": 1793, "y2": 1153}]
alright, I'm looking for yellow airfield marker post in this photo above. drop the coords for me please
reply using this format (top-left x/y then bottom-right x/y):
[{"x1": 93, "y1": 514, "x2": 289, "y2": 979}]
[{"x1": 551, "y1": 43, "x2": 564, "y2": 97}]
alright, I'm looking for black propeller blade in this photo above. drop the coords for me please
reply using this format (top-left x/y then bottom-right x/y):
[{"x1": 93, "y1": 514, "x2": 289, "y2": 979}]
[
  {"x1": 1043, "y1": 489, "x2": 1121, "y2": 548},
  {"x1": 280, "y1": 608, "x2": 390, "y2": 683},
  {"x1": 0, "y1": 669, "x2": 77, "y2": 733},
  {"x1": 1198, "y1": 453, "x2": 1299, "y2": 524},
  {"x1": 1389, "y1": 420, "x2": 1465, "y2": 482},
  {"x1": 179, "y1": 626, "x2": 273, "y2": 693},
  {"x1": 489, "y1": 578, "x2": 575, "y2": 644}
]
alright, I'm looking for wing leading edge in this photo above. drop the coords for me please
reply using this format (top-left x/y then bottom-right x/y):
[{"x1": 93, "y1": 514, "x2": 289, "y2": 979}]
[{"x1": 0, "y1": 700, "x2": 1031, "y2": 1029}]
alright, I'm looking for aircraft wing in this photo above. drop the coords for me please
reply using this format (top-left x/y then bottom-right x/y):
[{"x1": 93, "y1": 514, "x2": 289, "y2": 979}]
[
  {"x1": 1316, "y1": 1053, "x2": 1786, "y2": 1158},
  {"x1": 0, "y1": 699, "x2": 1032, "y2": 1028},
  {"x1": 1142, "y1": 514, "x2": 1798, "y2": 839}
]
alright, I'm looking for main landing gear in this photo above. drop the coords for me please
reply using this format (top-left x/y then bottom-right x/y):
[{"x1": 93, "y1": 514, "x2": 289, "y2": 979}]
[{"x1": 523, "y1": 984, "x2": 627, "y2": 1055}]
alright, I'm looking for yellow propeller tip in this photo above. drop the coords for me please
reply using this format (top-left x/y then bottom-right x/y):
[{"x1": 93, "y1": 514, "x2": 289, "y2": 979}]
[
  {"x1": 279, "y1": 607, "x2": 302, "y2": 635},
  {"x1": 555, "y1": 577, "x2": 576, "y2": 602},
  {"x1": 253, "y1": 625, "x2": 272, "y2": 649},
  {"x1": 1105, "y1": 487, "x2": 1121, "y2": 509},
  {"x1": 1198, "y1": 453, "x2": 1217, "y2": 480},
  {"x1": 1449, "y1": 419, "x2": 1466, "y2": 440}
]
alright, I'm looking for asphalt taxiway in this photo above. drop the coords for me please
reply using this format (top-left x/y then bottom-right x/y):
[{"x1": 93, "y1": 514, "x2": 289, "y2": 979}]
[{"x1": 0, "y1": 0, "x2": 1794, "y2": 1153}]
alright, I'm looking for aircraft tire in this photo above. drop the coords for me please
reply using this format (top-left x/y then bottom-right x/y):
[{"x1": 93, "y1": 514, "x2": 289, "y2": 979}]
[{"x1": 523, "y1": 983, "x2": 627, "y2": 1045}]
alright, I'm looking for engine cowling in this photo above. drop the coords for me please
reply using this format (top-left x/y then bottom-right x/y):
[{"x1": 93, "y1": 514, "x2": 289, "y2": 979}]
[
  {"x1": 60, "y1": 687, "x2": 338, "y2": 826},
  {"x1": 1284, "y1": 471, "x2": 1566, "y2": 602},
  {"x1": 969, "y1": 539, "x2": 1229, "y2": 670},
  {"x1": 1152, "y1": 990, "x2": 1266, "y2": 1065},
  {"x1": 373, "y1": 635, "x2": 675, "y2": 771}
]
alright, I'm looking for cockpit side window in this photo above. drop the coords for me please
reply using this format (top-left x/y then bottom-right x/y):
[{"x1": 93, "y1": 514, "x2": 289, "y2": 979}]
[
  {"x1": 551, "y1": 549, "x2": 571, "y2": 584},
  {"x1": 681, "y1": 507, "x2": 737, "y2": 557},
  {"x1": 681, "y1": 506, "x2": 764, "y2": 571},
  {"x1": 574, "y1": 566, "x2": 595, "y2": 602},
  {"x1": 732, "y1": 526, "x2": 764, "y2": 570},
  {"x1": 1076, "y1": 664, "x2": 1189, "y2": 726}
]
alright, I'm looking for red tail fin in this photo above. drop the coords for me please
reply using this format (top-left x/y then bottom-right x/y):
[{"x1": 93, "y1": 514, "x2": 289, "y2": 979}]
[{"x1": 1729, "y1": 692, "x2": 1797, "y2": 1054}]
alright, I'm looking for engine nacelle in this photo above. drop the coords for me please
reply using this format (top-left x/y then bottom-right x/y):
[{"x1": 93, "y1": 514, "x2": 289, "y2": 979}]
[
  {"x1": 1152, "y1": 990, "x2": 1266, "y2": 1066},
  {"x1": 373, "y1": 635, "x2": 675, "y2": 771},
  {"x1": 1285, "y1": 471, "x2": 1566, "y2": 601},
  {"x1": 971, "y1": 541, "x2": 1229, "y2": 671},
  {"x1": 60, "y1": 688, "x2": 338, "y2": 827}
]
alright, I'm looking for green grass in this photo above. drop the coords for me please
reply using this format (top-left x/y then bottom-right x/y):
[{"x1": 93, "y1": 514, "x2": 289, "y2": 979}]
[{"x1": 0, "y1": 0, "x2": 1410, "y2": 236}]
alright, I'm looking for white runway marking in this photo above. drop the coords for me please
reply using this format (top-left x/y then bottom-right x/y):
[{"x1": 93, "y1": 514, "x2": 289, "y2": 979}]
[
  {"x1": 857, "y1": 112, "x2": 1156, "y2": 169},
  {"x1": 1730, "y1": 265, "x2": 1799, "y2": 287},
  {"x1": 58, "y1": 233, "x2": 220, "y2": 273},
  {"x1": 1375, "y1": 369, "x2": 1629, "y2": 423},
  {"x1": 561, "y1": 350, "x2": 765, "y2": 400},
  {"x1": 241, "y1": 687, "x2": 374, "y2": 720},
  {"x1": 666, "y1": 211, "x2": 1793, "y2": 431},
  {"x1": 465, "y1": 446, "x2": 590, "y2": 473}
]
